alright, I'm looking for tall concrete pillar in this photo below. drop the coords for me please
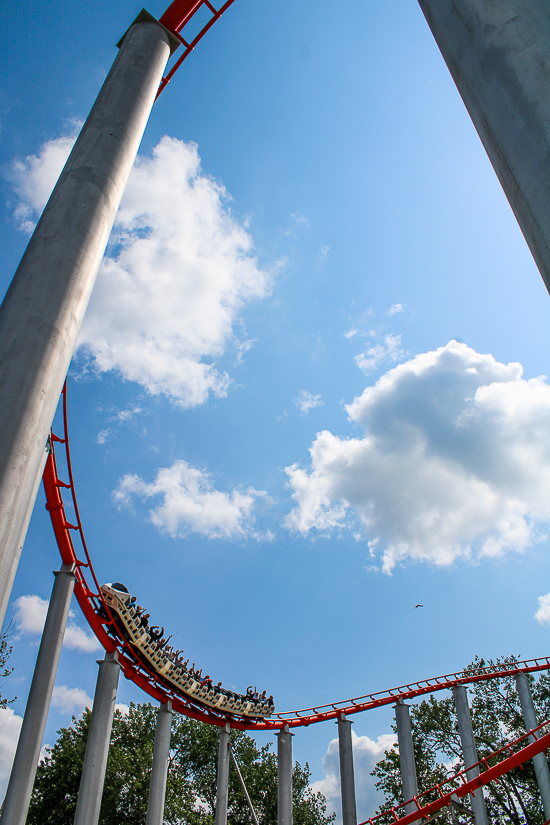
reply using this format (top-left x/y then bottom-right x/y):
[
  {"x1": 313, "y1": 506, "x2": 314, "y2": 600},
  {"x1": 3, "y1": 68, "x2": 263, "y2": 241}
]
[
  {"x1": 452, "y1": 685, "x2": 489, "y2": 825},
  {"x1": 515, "y1": 673, "x2": 550, "y2": 819},
  {"x1": 73, "y1": 651, "x2": 120, "y2": 825},
  {"x1": 337, "y1": 715, "x2": 357, "y2": 825},
  {"x1": 416, "y1": 0, "x2": 550, "y2": 295},
  {"x1": 215, "y1": 723, "x2": 231, "y2": 825},
  {"x1": 146, "y1": 701, "x2": 173, "y2": 825},
  {"x1": 0, "y1": 438, "x2": 50, "y2": 633},
  {"x1": 394, "y1": 700, "x2": 419, "y2": 816},
  {"x1": 0, "y1": 11, "x2": 179, "y2": 629},
  {"x1": 0, "y1": 563, "x2": 75, "y2": 825},
  {"x1": 277, "y1": 725, "x2": 294, "y2": 825}
]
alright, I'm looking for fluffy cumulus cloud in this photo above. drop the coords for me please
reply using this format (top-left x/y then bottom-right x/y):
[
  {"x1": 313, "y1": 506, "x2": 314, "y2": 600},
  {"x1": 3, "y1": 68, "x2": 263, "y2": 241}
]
[
  {"x1": 294, "y1": 390, "x2": 324, "y2": 415},
  {"x1": 535, "y1": 594, "x2": 550, "y2": 625},
  {"x1": 311, "y1": 731, "x2": 395, "y2": 823},
  {"x1": 114, "y1": 460, "x2": 270, "y2": 540},
  {"x1": 51, "y1": 685, "x2": 93, "y2": 714},
  {"x1": 285, "y1": 340, "x2": 550, "y2": 573},
  {"x1": 10, "y1": 127, "x2": 81, "y2": 233},
  {"x1": 11, "y1": 133, "x2": 273, "y2": 407},
  {"x1": 0, "y1": 707, "x2": 23, "y2": 798},
  {"x1": 14, "y1": 595, "x2": 100, "y2": 652}
]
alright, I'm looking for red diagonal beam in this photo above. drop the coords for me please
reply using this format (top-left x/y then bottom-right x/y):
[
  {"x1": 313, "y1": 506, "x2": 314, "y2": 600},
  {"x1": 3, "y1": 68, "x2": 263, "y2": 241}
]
[{"x1": 361, "y1": 728, "x2": 550, "y2": 825}]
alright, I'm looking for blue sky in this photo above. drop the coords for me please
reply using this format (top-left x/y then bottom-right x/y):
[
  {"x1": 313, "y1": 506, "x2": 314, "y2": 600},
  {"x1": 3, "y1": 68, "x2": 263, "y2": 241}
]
[{"x1": 2, "y1": 0, "x2": 550, "y2": 818}]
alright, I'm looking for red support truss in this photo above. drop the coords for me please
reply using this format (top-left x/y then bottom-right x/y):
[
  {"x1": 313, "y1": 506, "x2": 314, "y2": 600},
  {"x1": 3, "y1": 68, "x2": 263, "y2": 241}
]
[{"x1": 155, "y1": 0, "x2": 237, "y2": 97}]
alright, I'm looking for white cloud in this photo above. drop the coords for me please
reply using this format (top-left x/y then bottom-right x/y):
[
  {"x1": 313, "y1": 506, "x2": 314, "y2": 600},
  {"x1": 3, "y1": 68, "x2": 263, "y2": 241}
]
[
  {"x1": 115, "y1": 406, "x2": 143, "y2": 423},
  {"x1": 115, "y1": 703, "x2": 130, "y2": 715},
  {"x1": 14, "y1": 595, "x2": 101, "y2": 652},
  {"x1": 12, "y1": 134, "x2": 274, "y2": 408},
  {"x1": 114, "y1": 460, "x2": 269, "y2": 540},
  {"x1": 97, "y1": 428, "x2": 112, "y2": 444},
  {"x1": 0, "y1": 707, "x2": 23, "y2": 798},
  {"x1": 311, "y1": 731, "x2": 395, "y2": 823},
  {"x1": 294, "y1": 390, "x2": 324, "y2": 415},
  {"x1": 535, "y1": 593, "x2": 550, "y2": 625},
  {"x1": 51, "y1": 685, "x2": 93, "y2": 714},
  {"x1": 387, "y1": 303, "x2": 404, "y2": 315},
  {"x1": 354, "y1": 333, "x2": 403, "y2": 374},
  {"x1": 285, "y1": 340, "x2": 550, "y2": 573},
  {"x1": 10, "y1": 126, "x2": 81, "y2": 233}
]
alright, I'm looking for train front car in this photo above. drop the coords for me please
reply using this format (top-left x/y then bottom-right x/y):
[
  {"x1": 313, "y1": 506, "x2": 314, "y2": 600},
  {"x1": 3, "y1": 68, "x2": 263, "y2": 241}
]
[{"x1": 99, "y1": 583, "x2": 274, "y2": 720}]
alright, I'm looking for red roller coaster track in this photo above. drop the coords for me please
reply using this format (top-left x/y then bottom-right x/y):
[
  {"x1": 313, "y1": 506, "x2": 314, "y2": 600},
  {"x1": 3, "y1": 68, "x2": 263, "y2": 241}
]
[
  {"x1": 36, "y1": 4, "x2": 550, "y2": 820},
  {"x1": 155, "y1": 0, "x2": 236, "y2": 97},
  {"x1": 42, "y1": 384, "x2": 550, "y2": 733}
]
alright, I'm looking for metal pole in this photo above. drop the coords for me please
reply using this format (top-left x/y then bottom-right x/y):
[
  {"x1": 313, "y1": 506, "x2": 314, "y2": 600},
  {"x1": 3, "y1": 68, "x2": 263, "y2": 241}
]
[
  {"x1": 73, "y1": 651, "x2": 120, "y2": 825},
  {"x1": 452, "y1": 685, "x2": 489, "y2": 825},
  {"x1": 0, "y1": 563, "x2": 75, "y2": 825},
  {"x1": 215, "y1": 723, "x2": 231, "y2": 825},
  {"x1": 145, "y1": 701, "x2": 173, "y2": 825},
  {"x1": 515, "y1": 672, "x2": 550, "y2": 819},
  {"x1": 416, "y1": 0, "x2": 550, "y2": 295},
  {"x1": 337, "y1": 714, "x2": 357, "y2": 825},
  {"x1": 0, "y1": 438, "x2": 50, "y2": 632},
  {"x1": 277, "y1": 725, "x2": 294, "y2": 825},
  {"x1": 0, "y1": 11, "x2": 179, "y2": 629},
  {"x1": 394, "y1": 700, "x2": 419, "y2": 816},
  {"x1": 229, "y1": 744, "x2": 260, "y2": 825}
]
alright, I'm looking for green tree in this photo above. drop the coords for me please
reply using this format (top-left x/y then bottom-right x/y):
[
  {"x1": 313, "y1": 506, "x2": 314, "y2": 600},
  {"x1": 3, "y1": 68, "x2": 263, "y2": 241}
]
[
  {"x1": 28, "y1": 702, "x2": 334, "y2": 825},
  {"x1": 371, "y1": 656, "x2": 550, "y2": 825},
  {"x1": 0, "y1": 618, "x2": 15, "y2": 709}
]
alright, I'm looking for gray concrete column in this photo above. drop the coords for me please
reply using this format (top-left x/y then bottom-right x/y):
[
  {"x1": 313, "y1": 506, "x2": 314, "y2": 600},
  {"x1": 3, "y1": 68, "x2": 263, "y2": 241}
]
[
  {"x1": 337, "y1": 715, "x2": 357, "y2": 825},
  {"x1": 277, "y1": 725, "x2": 294, "y2": 825},
  {"x1": 145, "y1": 701, "x2": 173, "y2": 825},
  {"x1": 452, "y1": 685, "x2": 489, "y2": 825},
  {"x1": 515, "y1": 673, "x2": 550, "y2": 819},
  {"x1": 215, "y1": 723, "x2": 231, "y2": 825},
  {"x1": 416, "y1": 0, "x2": 550, "y2": 295},
  {"x1": 0, "y1": 11, "x2": 178, "y2": 629},
  {"x1": 73, "y1": 651, "x2": 120, "y2": 825},
  {"x1": 0, "y1": 438, "x2": 50, "y2": 632},
  {"x1": 394, "y1": 700, "x2": 419, "y2": 816},
  {"x1": 0, "y1": 563, "x2": 75, "y2": 825}
]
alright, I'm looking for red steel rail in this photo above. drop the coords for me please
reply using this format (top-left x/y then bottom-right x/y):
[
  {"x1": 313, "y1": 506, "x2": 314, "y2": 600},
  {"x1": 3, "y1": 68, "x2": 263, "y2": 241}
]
[
  {"x1": 359, "y1": 720, "x2": 550, "y2": 825},
  {"x1": 155, "y1": 0, "x2": 236, "y2": 97},
  {"x1": 43, "y1": 384, "x2": 550, "y2": 731}
]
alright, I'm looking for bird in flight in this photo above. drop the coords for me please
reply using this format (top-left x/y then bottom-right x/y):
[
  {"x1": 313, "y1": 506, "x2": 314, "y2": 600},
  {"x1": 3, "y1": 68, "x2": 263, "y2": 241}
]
[{"x1": 414, "y1": 604, "x2": 423, "y2": 609}]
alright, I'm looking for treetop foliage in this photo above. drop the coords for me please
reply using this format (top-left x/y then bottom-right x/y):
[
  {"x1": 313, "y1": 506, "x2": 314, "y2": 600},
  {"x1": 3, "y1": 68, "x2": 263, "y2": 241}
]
[
  {"x1": 371, "y1": 656, "x2": 550, "y2": 825},
  {"x1": 27, "y1": 702, "x2": 335, "y2": 825}
]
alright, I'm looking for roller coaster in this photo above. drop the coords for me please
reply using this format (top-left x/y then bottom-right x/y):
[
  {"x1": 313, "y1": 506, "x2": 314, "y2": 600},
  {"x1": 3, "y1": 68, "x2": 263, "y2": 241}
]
[
  {"x1": 3, "y1": 0, "x2": 550, "y2": 822},
  {"x1": 42, "y1": 382, "x2": 550, "y2": 823}
]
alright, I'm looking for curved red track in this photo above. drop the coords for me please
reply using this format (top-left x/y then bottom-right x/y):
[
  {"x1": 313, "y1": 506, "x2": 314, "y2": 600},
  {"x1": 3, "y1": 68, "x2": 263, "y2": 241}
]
[{"x1": 43, "y1": 385, "x2": 550, "y2": 731}]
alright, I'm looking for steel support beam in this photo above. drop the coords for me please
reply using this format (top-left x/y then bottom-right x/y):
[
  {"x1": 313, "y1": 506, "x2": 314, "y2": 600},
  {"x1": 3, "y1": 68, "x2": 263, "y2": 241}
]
[
  {"x1": 337, "y1": 714, "x2": 357, "y2": 825},
  {"x1": 146, "y1": 701, "x2": 173, "y2": 825},
  {"x1": 394, "y1": 700, "x2": 419, "y2": 816},
  {"x1": 0, "y1": 563, "x2": 75, "y2": 825},
  {"x1": 73, "y1": 651, "x2": 120, "y2": 825},
  {"x1": 452, "y1": 685, "x2": 489, "y2": 825},
  {"x1": 277, "y1": 725, "x2": 294, "y2": 825},
  {"x1": 416, "y1": 0, "x2": 550, "y2": 295},
  {"x1": 215, "y1": 723, "x2": 231, "y2": 825},
  {"x1": 515, "y1": 672, "x2": 550, "y2": 819},
  {"x1": 0, "y1": 12, "x2": 178, "y2": 629}
]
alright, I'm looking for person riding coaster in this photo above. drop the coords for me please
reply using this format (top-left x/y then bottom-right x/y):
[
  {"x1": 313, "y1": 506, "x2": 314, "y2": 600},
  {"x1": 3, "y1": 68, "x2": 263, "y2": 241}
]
[{"x1": 99, "y1": 582, "x2": 275, "y2": 720}]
